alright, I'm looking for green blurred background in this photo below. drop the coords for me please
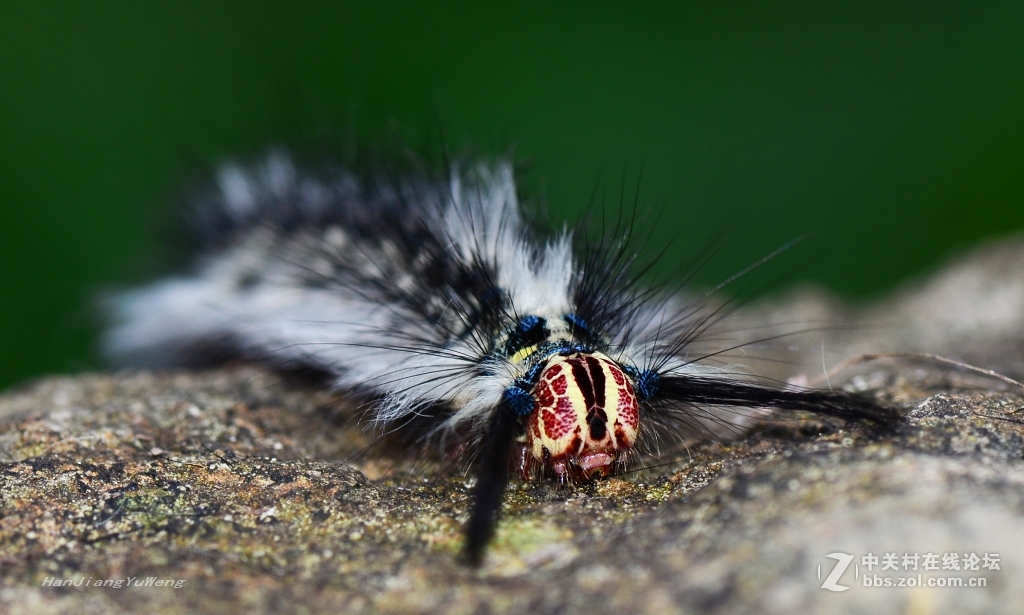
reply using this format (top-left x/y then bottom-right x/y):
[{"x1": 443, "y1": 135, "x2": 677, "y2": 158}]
[{"x1": 2, "y1": 2, "x2": 1024, "y2": 391}]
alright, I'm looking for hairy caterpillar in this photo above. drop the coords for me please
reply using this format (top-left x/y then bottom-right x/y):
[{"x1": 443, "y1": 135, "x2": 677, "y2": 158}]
[{"x1": 104, "y1": 152, "x2": 897, "y2": 565}]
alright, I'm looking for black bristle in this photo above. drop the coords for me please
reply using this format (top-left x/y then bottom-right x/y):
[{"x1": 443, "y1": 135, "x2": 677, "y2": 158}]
[
  {"x1": 652, "y1": 374, "x2": 900, "y2": 431},
  {"x1": 462, "y1": 400, "x2": 520, "y2": 567}
]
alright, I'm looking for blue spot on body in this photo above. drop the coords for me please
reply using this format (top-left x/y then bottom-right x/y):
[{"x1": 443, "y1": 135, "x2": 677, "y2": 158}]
[
  {"x1": 503, "y1": 385, "x2": 535, "y2": 416},
  {"x1": 519, "y1": 315, "x2": 541, "y2": 332},
  {"x1": 563, "y1": 313, "x2": 589, "y2": 333},
  {"x1": 634, "y1": 370, "x2": 660, "y2": 401}
]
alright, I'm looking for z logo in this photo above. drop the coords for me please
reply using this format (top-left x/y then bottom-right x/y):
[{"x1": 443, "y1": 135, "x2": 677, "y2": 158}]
[{"x1": 818, "y1": 552, "x2": 855, "y2": 592}]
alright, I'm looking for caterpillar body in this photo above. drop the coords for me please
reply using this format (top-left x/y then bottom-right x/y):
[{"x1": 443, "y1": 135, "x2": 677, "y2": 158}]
[{"x1": 104, "y1": 152, "x2": 897, "y2": 565}]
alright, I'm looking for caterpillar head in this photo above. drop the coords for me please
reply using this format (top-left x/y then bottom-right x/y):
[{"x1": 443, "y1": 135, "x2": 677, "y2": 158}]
[{"x1": 525, "y1": 352, "x2": 640, "y2": 480}]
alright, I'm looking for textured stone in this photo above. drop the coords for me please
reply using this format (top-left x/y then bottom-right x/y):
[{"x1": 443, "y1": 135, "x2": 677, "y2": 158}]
[{"x1": 3, "y1": 236, "x2": 1024, "y2": 614}]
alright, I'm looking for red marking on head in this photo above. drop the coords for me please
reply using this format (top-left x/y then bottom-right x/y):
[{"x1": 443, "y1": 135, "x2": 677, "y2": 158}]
[
  {"x1": 535, "y1": 382, "x2": 555, "y2": 408},
  {"x1": 526, "y1": 352, "x2": 641, "y2": 481},
  {"x1": 617, "y1": 382, "x2": 639, "y2": 431},
  {"x1": 542, "y1": 402, "x2": 576, "y2": 441},
  {"x1": 567, "y1": 432, "x2": 583, "y2": 456},
  {"x1": 610, "y1": 367, "x2": 625, "y2": 386},
  {"x1": 550, "y1": 372, "x2": 568, "y2": 395},
  {"x1": 614, "y1": 425, "x2": 630, "y2": 449}
]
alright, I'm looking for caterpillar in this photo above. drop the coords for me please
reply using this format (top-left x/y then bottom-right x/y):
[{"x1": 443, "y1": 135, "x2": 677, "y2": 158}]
[{"x1": 103, "y1": 151, "x2": 897, "y2": 565}]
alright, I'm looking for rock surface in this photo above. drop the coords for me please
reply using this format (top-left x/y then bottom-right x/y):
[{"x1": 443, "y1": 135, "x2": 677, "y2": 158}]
[{"x1": 3, "y1": 236, "x2": 1024, "y2": 615}]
